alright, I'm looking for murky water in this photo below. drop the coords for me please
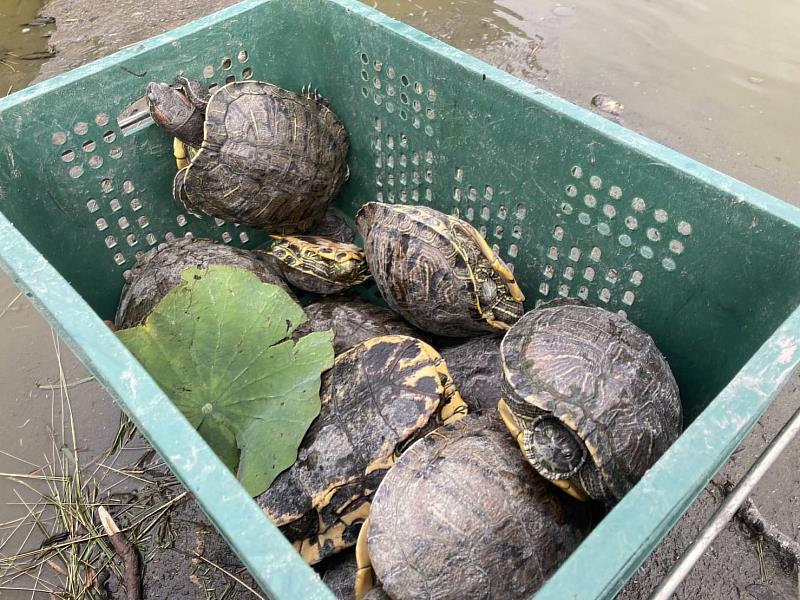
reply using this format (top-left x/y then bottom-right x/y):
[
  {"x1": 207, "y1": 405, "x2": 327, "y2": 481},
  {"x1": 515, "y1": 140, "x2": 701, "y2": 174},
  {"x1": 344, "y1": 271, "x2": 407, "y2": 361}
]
[
  {"x1": 372, "y1": 0, "x2": 800, "y2": 206},
  {"x1": 0, "y1": 0, "x2": 53, "y2": 94}
]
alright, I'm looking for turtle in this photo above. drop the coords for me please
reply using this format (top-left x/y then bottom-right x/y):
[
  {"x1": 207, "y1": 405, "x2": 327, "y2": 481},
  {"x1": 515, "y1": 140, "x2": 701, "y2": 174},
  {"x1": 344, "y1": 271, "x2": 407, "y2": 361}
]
[
  {"x1": 497, "y1": 300, "x2": 683, "y2": 504},
  {"x1": 355, "y1": 203, "x2": 525, "y2": 337},
  {"x1": 356, "y1": 413, "x2": 591, "y2": 600},
  {"x1": 256, "y1": 335, "x2": 467, "y2": 565},
  {"x1": 114, "y1": 237, "x2": 291, "y2": 329},
  {"x1": 263, "y1": 236, "x2": 371, "y2": 295},
  {"x1": 146, "y1": 76, "x2": 349, "y2": 233},
  {"x1": 438, "y1": 335, "x2": 503, "y2": 411},
  {"x1": 313, "y1": 208, "x2": 356, "y2": 244},
  {"x1": 292, "y1": 295, "x2": 429, "y2": 355},
  {"x1": 319, "y1": 550, "x2": 358, "y2": 600}
]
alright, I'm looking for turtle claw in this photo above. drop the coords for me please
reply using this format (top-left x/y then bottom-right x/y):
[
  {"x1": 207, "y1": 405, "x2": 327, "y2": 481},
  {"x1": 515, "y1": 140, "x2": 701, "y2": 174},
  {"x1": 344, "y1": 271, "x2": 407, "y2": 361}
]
[{"x1": 300, "y1": 82, "x2": 331, "y2": 107}]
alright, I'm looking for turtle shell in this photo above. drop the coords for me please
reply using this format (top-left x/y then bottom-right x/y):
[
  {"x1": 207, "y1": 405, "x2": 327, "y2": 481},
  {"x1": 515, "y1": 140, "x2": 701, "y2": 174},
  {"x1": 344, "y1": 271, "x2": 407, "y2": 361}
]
[
  {"x1": 313, "y1": 208, "x2": 356, "y2": 243},
  {"x1": 293, "y1": 295, "x2": 429, "y2": 354},
  {"x1": 175, "y1": 81, "x2": 349, "y2": 233},
  {"x1": 114, "y1": 237, "x2": 290, "y2": 329},
  {"x1": 365, "y1": 413, "x2": 591, "y2": 600},
  {"x1": 319, "y1": 551, "x2": 357, "y2": 600},
  {"x1": 356, "y1": 203, "x2": 525, "y2": 337},
  {"x1": 265, "y1": 236, "x2": 371, "y2": 295},
  {"x1": 439, "y1": 335, "x2": 503, "y2": 411},
  {"x1": 499, "y1": 301, "x2": 682, "y2": 504},
  {"x1": 256, "y1": 335, "x2": 467, "y2": 565}
]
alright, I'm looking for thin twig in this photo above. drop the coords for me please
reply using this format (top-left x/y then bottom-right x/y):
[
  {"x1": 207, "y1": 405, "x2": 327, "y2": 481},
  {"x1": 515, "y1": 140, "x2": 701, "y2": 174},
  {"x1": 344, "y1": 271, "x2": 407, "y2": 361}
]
[
  {"x1": 0, "y1": 292, "x2": 22, "y2": 320},
  {"x1": 193, "y1": 553, "x2": 267, "y2": 600},
  {"x1": 36, "y1": 376, "x2": 94, "y2": 391}
]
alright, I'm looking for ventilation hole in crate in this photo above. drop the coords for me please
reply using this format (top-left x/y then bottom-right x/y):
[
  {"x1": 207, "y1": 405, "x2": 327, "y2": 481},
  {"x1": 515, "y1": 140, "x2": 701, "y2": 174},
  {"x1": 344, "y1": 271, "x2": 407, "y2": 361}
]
[
  {"x1": 669, "y1": 240, "x2": 684, "y2": 254},
  {"x1": 410, "y1": 151, "x2": 419, "y2": 165},
  {"x1": 494, "y1": 225, "x2": 504, "y2": 239},
  {"x1": 361, "y1": 53, "x2": 369, "y2": 64},
  {"x1": 374, "y1": 117, "x2": 382, "y2": 132},
  {"x1": 361, "y1": 87, "x2": 369, "y2": 98},
  {"x1": 213, "y1": 217, "x2": 225, "y2": 227},
  {"x1": 399, "y1": 173, "x2": 407, "y2": 186},
  {"x1": 423, "y1": 169, "x2": 432, "y2": 184},
  {"x1": 506, "y1": 243, "x2": 518, "y2": 258},
  {"x1": 221, "y1": 57, "x2": 232, "y2": 70},
  {"x1": 622, "y1": 291, "x2": 635, "y2": 305},
  {"x1": 109, "y1": 199, "x2": 121, "y2": 212},
  {"x1": 374, "y1": 94, "x2": 383, "y2": 106},
  {"x1": 238, "y1": 50, "x2": 249, "y2": 63},
  {"x1": 609, "y1": 185, "x2": 622, "y2": 200},
  {"x1": 589, "y1": 175, "x2": 602, "y2": 190},
  {"x1": 564, "y1": 266, "x2": 575, "y2": 280},
  {"x1": 480, "y1": 206, "x2": 490, "y2": 220},
  {"x1": 496, "y1": 206, "x2": 507, "y2": 220},
  {"x1": 145, "y1": 232, "x2": 157, "y2": 246},
  {"x1": 578, "y1": 212, "x2": 591, "y2": 225},
  {"x1": 631, "y1": 197, "x2": 646, "y2": 212},
  {"x1": 164, "y1": 232, "x2": 176, "y2": 242},
  {"x1": 597, "y1": 222, "x2": 611, "y2": 236},
  {"x1": 466, "y1": 207, "x2": 474, "y2": 221},
  {"x1": 376, "y1": 173, "x2": 384, "y2": 187},
  {"x1": 539, "y1": 282, "x2": 550, "y2": 296},
  {"x1": 599, "y1": 288, "x2": 611, "y2": 302},
  {"x1": 590, "y1": 246, "x2": 602, "y2": 261},
  {"x1": 387, "y1": 174, "x2": 394, "y2": 187},
  {"x1": 412, "y1": 116, "x2": 421, "y2": 129},
  {"x1": 639, "y1": 245, "x2": 654, "y2": 259},
  {"x1": 95, "y1": 218, "x2": 108, "y2": 231},
  {"x1": 571, "y1": 165, "x2": 582, "y2": 178},
  {"x1": 376, "y1": 191, "x2": 384, "y2": 202},
  {"x1": 662, "y1": 257, "x2": 677, "y2": 271},
  {"x1": 74, "y1": 122, "x2": 89, "y2": 135},
  {"x1": 82, "y1": 140, "x2": 96, "y2": 152},
  {"x1": 242, "y1": 68, "x2": 253, "y2": 79},
  {"x1": 413, "y1": 82, "x2": 423, "y2": 94},
  {"x1": 543, "y1": 264, "x2": 555, "y2": 279},
  {"x1": 412, "y1": 189, "x2": 420, "y2": 202},
  {"x1": 105, "y1": 235, "x2": 117, "y2": 248},
  {"x1": 176, "y1": 214, "x2": 187, "y2": 227},
  {"x1": 375, "y1": 155, "x2": 383, "y2": 169},
  {"x1": 412, "y1": 99, "x2": 422, "y2": 113},
  {"x1": 399, "y1": 154, "x2": 407, "y2": 168},
  {"x1": 386, "y1": 102, "x2": 396, "y2": 114},
  {"x1": 618, "y1": 233, "x2": 632, "y2": 247},
  {"x1": 130, "y1": 198, "x2": 142, "y2": 211},
  {"x1": 225, "y1": 75, "x2": 236, "y2": 84},
  {"x1": 576, "y1": 286, "x2": 588, "y2": 300},
  {"x1": 388, "y1": 191, "x2": 395, "y2": 202},
  {"x1": 425, "y1": 149, "x2": 434, "y2": 164},
  {"x1": 557, "y1": 284, "x2": 570, "y2": 297},
  {"x1": 386, "y1": 154, "x2": 395, "y2": 169},
  {"x1": 68, "y1": 165, "x2": 84, "y2": 178},
  {"x1": 386, "y1": 134, "x2": 394, "y2": 149},
  {"x1": 561, "y1": 202, "x2": 573, "y2": 215},
  {"x1": 86, "y1": 199, "x2": 99, "y2": 213},
  {"x1": 361, "y1": 69, "x2": 369, "y2": 82},
  {"x1": 126, "y1": 234, "x2": 138, "y2": 247},
  {"x1": 568, "y1": 247, "x2": 581, "y2": 261},
  {"x1": 654, "y1": 209, "x2": 668, "y2": 223},
  {"x1": 630, "y1": 270, "x2": 644, "y2": 285},
  {"x1": 425, "y1": 188, "x2": 433, "y2": 202},
  {"x1": 374, "y1": 60, "x2": 383, "y2": 72},
  {"x1": 603, "y1": 204, "x2": 616, "y2": 218},
  {"x1": 387, "y1": 84, "x2": 396, "y2": 97},
  {"x1": 677, "y1": 221, "x2": 693, "y2": 236},
  {"x1": 606, "y1": 269, "x2": 619, "y2": 284},
  {"x1": 136, "y1": 216, "x2": 149, "y2": 229},
  {"x1": 386, "y1": 66, "x2": 395, "y2": 79},
  {"x1": 452, "y1": 188, "x2": 461, "y2": 202},
  {"x1": 88, "y1": 155, "x2": 103, "y2": 169},
  {"x1": 552, "y1": 225, "x2": 564, "y2": 241},
  {"x1": 512, "y1": 225, "x2": 523, "y2": 239},
  {"x1": 646, "y1": 227, "x2": 661, "y2": 242},
  {"x1": 424, "y1": 124, "x2": 434, "y2": 136},
  {"x1": 412, "y1": 171, "x2": 420, "y2": 184},
  {"x1": 118, "y1": 216, "x2": 130, "y2": 230},
  {"x1": 113, "y1": 252, "x2": 125, "y2": 265},
  {"x1": 52, "y1": 131, "x2": 67, "y2": 145},
  {"x1": 373, "y1": 78, "x2": 382, "y2": 91},
  {"x1": 61, "y1": 149, "x2": 75, "y2": 162},
  {"x1": 426, "y1": 108, "x2": 435, "y2": 120},
  {"x1": 400, "y1": 190, "x2": 408, "y2": 203},
  {"x1": 109, "y1": 147, "x2": 123, "y2": 159},
  {"x1": 584, "y1": 194, "x2": 596, "y2": 208},
  {"x1": 565, "y1": 184, "x2": 577, "y2": 197},
  {"x1": 103, "y1": 131, "x2": 116, "y2": 143},
  {"x1": 203, "y1": 65, "x2": 214, "y2": 78},
  {"x1": 491, "y1": 244, "x2": 501, "y2": 256},
  {"x1": 399, "y1": 109, "x2": 407, "y2": 120},
  {"x1": 583, "y1": 267, "x2": 595, "y2": 281},
  {"x1": 625, "y1": 216, "x2": 638, "y2": 230}
]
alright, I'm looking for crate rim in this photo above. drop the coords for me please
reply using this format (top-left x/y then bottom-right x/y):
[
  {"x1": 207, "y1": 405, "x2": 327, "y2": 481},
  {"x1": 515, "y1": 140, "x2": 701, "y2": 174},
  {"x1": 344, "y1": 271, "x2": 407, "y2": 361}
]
[{"x1": 0, "y1": 0, "x2": 799, "y2": 598}]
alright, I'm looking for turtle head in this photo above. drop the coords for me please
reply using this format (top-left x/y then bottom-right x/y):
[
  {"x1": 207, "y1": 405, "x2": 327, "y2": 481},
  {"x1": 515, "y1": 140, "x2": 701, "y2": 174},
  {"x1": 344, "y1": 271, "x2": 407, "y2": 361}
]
[
  {"x1": 522, "y1": 415, "x2": 589, "y2": 500},
  {"x1": 146, "y1": 80, "x2": 206, "y2": 147}
]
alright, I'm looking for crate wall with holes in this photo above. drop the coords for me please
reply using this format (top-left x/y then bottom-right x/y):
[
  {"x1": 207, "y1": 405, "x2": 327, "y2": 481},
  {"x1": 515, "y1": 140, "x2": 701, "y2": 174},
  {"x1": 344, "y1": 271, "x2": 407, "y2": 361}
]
[{"x1": 1, "y1": 0, "x2": 799, "y2": 598}]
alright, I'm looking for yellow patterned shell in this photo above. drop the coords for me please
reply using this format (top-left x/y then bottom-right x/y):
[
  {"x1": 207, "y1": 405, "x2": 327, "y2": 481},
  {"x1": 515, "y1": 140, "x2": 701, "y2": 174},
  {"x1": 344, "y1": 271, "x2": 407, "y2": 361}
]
[
  {"x1": 356, "y1": 203, "x2": 525, "y2": 336},
  {"x1": 265, "y1": 236, "x2": 371, "y2": 295}
]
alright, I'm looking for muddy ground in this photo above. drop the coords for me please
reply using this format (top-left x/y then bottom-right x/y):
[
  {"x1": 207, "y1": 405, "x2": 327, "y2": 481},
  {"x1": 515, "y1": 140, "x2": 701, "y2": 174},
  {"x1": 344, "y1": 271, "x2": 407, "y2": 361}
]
[{"x1": 0, "y1": 0, "x2": 797, "y2": 597}]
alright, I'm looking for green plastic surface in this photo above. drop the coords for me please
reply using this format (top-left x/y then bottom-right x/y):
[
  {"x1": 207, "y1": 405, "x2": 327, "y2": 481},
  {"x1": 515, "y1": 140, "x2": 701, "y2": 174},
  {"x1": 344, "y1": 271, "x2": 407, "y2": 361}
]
[{"x1": 0, "y1": 0, "x2": 799, "y2": 597}]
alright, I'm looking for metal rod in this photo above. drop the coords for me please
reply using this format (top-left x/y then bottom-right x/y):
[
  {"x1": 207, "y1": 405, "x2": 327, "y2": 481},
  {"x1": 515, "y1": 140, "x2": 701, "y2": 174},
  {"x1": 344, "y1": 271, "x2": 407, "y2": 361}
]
[{"x1": 650, "y1": 401, "x2": 800, "y2": 600}]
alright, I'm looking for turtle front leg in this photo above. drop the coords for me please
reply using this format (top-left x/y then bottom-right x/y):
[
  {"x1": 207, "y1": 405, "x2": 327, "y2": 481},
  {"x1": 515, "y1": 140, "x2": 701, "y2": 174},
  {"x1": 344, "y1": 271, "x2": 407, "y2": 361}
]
[{"x1": 300, "y1": 82, "x2": 331, "y2": 108}]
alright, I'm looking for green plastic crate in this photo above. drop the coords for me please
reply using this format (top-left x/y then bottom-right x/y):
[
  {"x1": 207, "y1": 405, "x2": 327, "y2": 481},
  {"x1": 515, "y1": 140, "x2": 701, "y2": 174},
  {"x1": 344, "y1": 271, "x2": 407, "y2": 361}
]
[{"x1": 1, "y1": 0, "x2": 799, "y2": 597}]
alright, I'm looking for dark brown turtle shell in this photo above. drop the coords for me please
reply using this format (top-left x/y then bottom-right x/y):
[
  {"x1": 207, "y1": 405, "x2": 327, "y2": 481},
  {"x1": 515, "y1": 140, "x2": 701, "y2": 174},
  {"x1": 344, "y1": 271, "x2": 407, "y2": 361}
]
[
  {"x1": 363, "y1": 413, "x2": 591, "y2": 600},
  {"x1": 319, "y1": 551, "x2": 357, "y2": 600},
  {"x1": 264, "y1": 236, "x2": 371, "y2": 295},
  {"x1": 174, "y1": 81, "x2": 349, "y2": 233},
  {"x1": 499, "y1": 302, "x2": 682, "y2": 504},
  {"x1": 356, "y1": 203, "x2": 525, "y2": 337},
  {"x1": 439, "y1": 335, "x2": 503, "y2": 411},
  {"x1": 256, "y1": 335, "x2": 466, "y2": 565},
  {"x1": 114, "y1": 237, "x2": 290, "y2": 329},
  {"x1": 293, "y1": 296, "x2": 429, "y2": 355},
  {"x1": 313, "y1": 208, "x2": 356, "y2": 243}
]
